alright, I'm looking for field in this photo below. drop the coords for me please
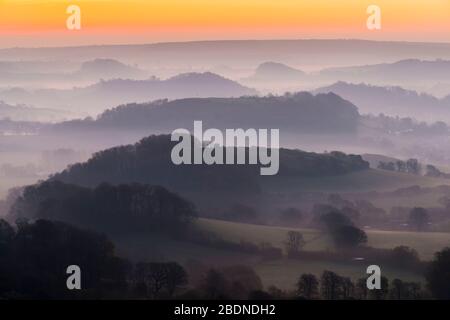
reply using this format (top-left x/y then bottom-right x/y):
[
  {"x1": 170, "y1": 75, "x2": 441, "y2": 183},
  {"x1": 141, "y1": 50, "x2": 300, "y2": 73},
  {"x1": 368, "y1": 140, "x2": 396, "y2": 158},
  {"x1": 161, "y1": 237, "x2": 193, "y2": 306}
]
[
  {"x1": 114, "y1": 217, "x2": 450, "y2": 290},
  {"x1": 196, "y1": 218, "x2": 450, "y2": 260}
]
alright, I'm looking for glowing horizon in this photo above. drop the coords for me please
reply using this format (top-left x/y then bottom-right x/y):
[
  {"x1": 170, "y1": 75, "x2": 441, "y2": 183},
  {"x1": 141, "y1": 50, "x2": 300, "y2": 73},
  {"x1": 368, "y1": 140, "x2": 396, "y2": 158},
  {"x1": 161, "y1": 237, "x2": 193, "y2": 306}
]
[{"x1": 1, "y1": 0, "x2": 450, "y2": 48}]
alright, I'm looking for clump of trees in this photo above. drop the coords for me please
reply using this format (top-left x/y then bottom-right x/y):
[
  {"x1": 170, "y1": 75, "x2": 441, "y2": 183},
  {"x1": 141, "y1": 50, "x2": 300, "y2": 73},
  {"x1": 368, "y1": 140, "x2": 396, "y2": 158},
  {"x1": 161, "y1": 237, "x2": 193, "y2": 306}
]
[
  {"x1": 426, "y1": 247, "x2": 450, "y2": 299},
  {"x1": 133, "y1": 262, "x2": 188, "y2": 298},
  {"x1": 0, "y1": 219, "x2": 130, "y2": 299},
  {"x1": 294, "y1": 271, "x2": 425, "y2": 300},
  {"x1": 284, "y1": 231, "x2": 306, "y2": 257},
  {"x1": 314, "y1": 207, "x2": 368, "y2": 249},
  {"x1": 377, "y1": 158, "x2": 421, "y2": 175},
  {"x1": 9, "y1": 181, "x2": 197, "y2": 234}
]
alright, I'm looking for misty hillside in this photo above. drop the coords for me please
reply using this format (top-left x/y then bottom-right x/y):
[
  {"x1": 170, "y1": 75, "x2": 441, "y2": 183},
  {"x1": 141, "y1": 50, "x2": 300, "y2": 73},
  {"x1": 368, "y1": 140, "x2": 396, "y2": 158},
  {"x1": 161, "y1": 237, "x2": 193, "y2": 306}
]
[
  {"x1": 0, "y1": 101, "x2": 72, "y2": 122},
  {"x1": 315, "y1": 82, "x2": 450, "y2": 122},
  {"x1": 0, "y1": 58, "x2": 148, "y2": 88},
  {"x1": 47, "y1": 92, "x2": 359, "y2": 135},
  {"x1": 0, "y1": 72, "x2": 257, "y2": 115},
  {"x1": 47, "y1": 134, "x2": 368, "y2": 211},
  {"x1": 245, "y1": 62, "x2": 306, "y2": 82},
  {"x1": 320, "y1": 59, "x2": 450, "y2": 84},
  {"x1": 3, "y1": 40, "x2": 450, "y2": 69},
  {"x1": 76, "y1": 58, "x2": 147, "y2": 79}
]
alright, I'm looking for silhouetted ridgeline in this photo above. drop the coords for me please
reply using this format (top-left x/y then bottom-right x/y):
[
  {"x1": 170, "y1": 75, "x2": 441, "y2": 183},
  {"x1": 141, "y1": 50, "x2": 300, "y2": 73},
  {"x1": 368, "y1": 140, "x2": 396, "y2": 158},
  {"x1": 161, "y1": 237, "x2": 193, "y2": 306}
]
[
  {"x1": 315, "y1": 82, "x2": 450, "y2": 121},
  {"x1": 319, "y1": 59, "x2": 450, "y2": 83},
  {"x1": 246, "y1": 62, "x2": 306, "y2": 81},
  {"x1": 48, "y1": 92, "x2": 360, "y2": 134},
  {"x1": 48, "y1": 134, "x2": 367, "y2": 188},
  {"x1": 0, "y1": 72, "x2": 257, "y2": 115}
]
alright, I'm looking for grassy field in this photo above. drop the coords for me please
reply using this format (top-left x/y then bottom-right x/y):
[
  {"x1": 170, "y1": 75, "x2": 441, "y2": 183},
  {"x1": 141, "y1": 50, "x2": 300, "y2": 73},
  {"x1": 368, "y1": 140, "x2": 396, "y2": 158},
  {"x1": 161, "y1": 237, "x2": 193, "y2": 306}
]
[
  {"x1": 114, "y1": 217, "x2": 449, "y2": 291},
  {"x1": 196, "y1": 218, "x2": 450, "y2": 261}
]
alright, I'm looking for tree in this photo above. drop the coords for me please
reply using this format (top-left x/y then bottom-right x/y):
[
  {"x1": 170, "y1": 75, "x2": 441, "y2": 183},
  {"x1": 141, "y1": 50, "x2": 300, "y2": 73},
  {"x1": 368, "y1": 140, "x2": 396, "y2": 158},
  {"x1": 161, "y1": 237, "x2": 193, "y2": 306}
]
[
  {"x1": 222, "y1": 265, "x2": 263, "y2": 299},
  {"x1": 296, "y1": 274, "x2": 319, "y2": 299},
  {"x1": 134, "y1": 262, "x2": 168, "y2": 298},
  {"x1": 390, "y1": 246, "x2": 420, "y2": 269},
  {"x1": 408, "y1": 207, "x2": 430, "y2": 231},
  {"x1": 164, "y1": 262, "x2": 188, "y2": 297},
  {"x1": 332, "y1": 225, "x2": 367, "y2": 248},
  {"x1": 201, "y1": 269, "x2": 229, "y2": 299},
  {"x1": 320, "y1": 271, "x2": 342, "y2": 300},
  {"x1": 389, "y1": 279, "x2": 424, "y2": 300},
  {"x1": 426, "y1": 247, "x2": 450, "y2": 299},
  {"x1": 396, "y1": 160, "x2": 406, "y2": 172},
  {"x1": 284, "y1": 231, "x2": 305, "y2": 256},
  {"x1": 390, "y1": 279, "x2": 407, "y2": 300},
  {"x1": 0, "y1": 219, "x2": 14, "y2": 251},
  {"x1": 133, "y1": 261, "x2": 187, "y2": 298},
  {"x1": 377, "y1": 161, "x2": 395, "y2": 171},
  {"x1": 406, "y1": 158, "x2": 421, "y2": 175},
  {"x1": 341, "y1": 277, "x2": 355, "y2": 299},
  {"x1": 1, "y1": 219, "x2": 130, "y2": 299},
  {"x1": 368, "y1": 276, "x2": 389, "y2": 300},
  {"x1": 355, "y1": 278, "x2": 368, "y2": 300},
  {"x1": 318, "y1": 210, "x2": 352, "y2": 231}
]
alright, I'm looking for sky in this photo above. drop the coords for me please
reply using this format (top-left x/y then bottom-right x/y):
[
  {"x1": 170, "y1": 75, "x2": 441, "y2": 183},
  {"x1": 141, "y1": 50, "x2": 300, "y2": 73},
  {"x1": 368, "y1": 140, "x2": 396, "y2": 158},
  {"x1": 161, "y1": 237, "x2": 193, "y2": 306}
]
[{"x1": 0, "y1": 0, "x2": 449, "y2": 48}]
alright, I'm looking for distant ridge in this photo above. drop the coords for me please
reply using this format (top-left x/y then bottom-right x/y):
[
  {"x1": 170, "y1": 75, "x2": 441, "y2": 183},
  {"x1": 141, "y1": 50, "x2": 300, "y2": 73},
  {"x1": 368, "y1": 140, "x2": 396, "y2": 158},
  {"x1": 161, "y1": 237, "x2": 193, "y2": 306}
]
[
  {"x1": 315, "y1": 81, "x2": 450, "y2": 122},
  {"x1": 2, "y1": 40, "x2": 450, "y2": 67}
]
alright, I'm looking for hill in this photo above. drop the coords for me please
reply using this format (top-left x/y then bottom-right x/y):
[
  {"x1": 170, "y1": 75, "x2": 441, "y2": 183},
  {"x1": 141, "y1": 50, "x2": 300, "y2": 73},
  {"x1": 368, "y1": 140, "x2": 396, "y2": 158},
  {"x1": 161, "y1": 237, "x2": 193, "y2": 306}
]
[
  {"x1": 0, "y1": 72, "x2": 257, "y2": 116},
  {"x1": 245, "y1": 62, "x2": 306, "y2": 82},
  {"x1": 45, "y1": 134, "x2": 368, "y2": 211},
  {"x1": 0, "y1": 101, "x2": 72, "y2": 122},
  {"x1": 3, "y1": 40, "x2": 450, "y2": 69},
  {"x1": 262, "y1": 168, "x2": 449, "y2": 194},
  {"x1": 0, "y1": 58, "x2": 148, "y2": 89},
  {"x1": 314, "y1": 82, "x2": 450, "y2": 122},
  {"x1": 319, "y1": 59, "x2": 450, "y2": 84},
  {"x1": 47, "y1": 92, "x2": 359, "y2": 134}
]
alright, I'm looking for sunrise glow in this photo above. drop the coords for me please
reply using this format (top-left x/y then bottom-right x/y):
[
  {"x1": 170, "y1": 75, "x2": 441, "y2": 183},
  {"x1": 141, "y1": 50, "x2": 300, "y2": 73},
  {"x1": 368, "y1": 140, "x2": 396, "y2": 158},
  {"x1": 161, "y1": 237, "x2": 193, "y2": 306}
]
[{"x1": 0, "y1": 0, "x2": 449, "y2": 47}]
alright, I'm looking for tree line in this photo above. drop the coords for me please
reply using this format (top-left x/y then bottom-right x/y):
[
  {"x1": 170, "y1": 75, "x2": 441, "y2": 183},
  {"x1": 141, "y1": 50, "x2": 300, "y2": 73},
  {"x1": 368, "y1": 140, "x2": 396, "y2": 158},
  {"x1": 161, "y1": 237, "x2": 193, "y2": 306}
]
[{"x1": 1, "y1": 218, "x2": 449, "y2": 299}]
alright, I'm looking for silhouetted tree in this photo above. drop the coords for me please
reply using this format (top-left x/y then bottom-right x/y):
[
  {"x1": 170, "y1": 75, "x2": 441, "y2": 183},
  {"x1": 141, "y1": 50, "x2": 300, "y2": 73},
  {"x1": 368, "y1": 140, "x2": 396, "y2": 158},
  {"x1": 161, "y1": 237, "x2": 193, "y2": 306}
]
[
  {"x1": 318, "y1": 210, "x2": 353, "y2": 231},
  {"x1": 390, "y1": 246, "x2": 420, "y2": 269},
  {"x1": 0, "y1": 219, "x2": 130, "y2": 299},
  {"x1": 408, "y1": 207, "x2": 430, "y2": 231},
  {"x1": 320, "y1": 271, "x2": 342, "y2": 300},
  {"x1": 426, "y1": 247, "x2": 450, "y2": 299},
  {"x1": 368, "y1": 276, "x2": 389, "y2": 300},
  {"x1": 164, "y1": 262, "x2": 188, "y2": 297},
  {"x1": 296, "y1": 274, "x2": 319, "y2": 299},
  {"x1": 406, "y1": 158, "x2": 421, "y2": 175},
  {"x1": 355, "y1": 278, "x2": 369, "y2": 300},
  {"x1": 222, "y1": 265, "x2": 263, "y2": 300},
  {"x1": 284, "y1": 231, "x2": 305, "y2": 256},
  {"x1": 332, "y1": 225, "x2": 367, "y2": 248},
  {"x1": 201, "y1": 269, "x2": 229, "y2": 299},
  {"x1": 341, "y1": 277, "x2": 355, "y2": 299},
  {"x1": 390, "y1": 279, "x2": 407, "y2": 300}
]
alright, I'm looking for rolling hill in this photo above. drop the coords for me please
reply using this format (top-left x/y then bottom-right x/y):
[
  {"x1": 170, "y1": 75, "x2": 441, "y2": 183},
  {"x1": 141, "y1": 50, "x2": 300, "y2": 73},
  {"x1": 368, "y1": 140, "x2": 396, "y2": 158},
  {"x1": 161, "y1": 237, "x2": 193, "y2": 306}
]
[
  {"x1": 314, "y1": 82, "x2": 450, "y2": 122},
  {"x1": 0, "y1": 72, "x2": 257, "y2": 116}
]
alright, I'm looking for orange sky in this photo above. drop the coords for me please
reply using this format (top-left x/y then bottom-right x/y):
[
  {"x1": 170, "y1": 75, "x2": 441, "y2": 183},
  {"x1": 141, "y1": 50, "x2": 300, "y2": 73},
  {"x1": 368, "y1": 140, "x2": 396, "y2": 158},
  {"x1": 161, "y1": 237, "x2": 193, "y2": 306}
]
[{"x1": 1, "y1": 0, "x2": 449, "y2": 47}]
